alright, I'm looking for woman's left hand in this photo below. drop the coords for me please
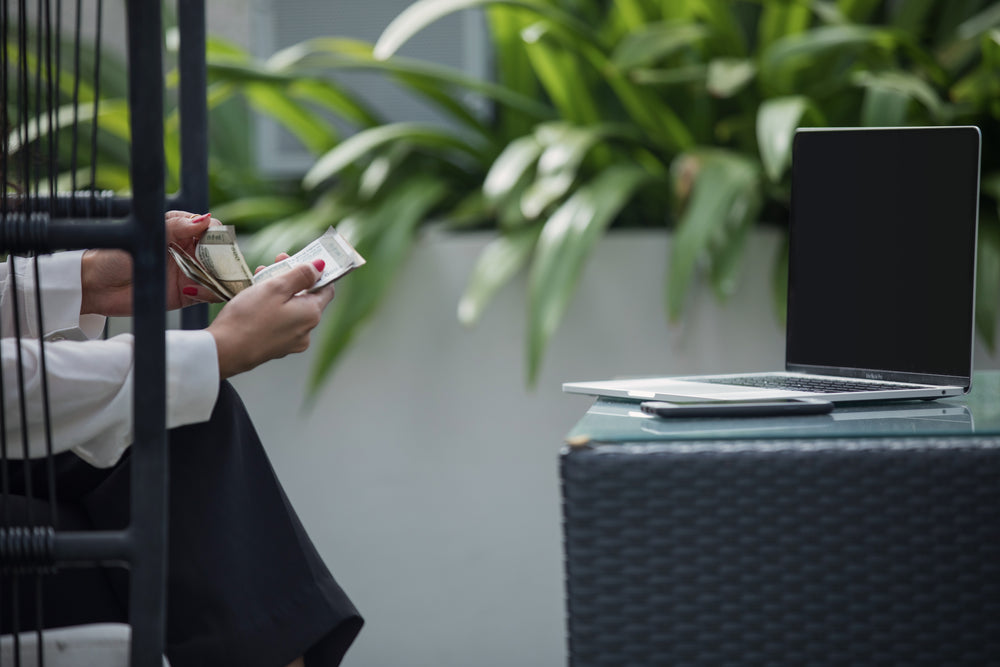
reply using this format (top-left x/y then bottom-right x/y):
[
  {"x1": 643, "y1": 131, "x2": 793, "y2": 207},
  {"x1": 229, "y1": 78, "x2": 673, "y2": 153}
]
[{"x1": 80, "y1": 210, "x2": 219, "y2": 316}]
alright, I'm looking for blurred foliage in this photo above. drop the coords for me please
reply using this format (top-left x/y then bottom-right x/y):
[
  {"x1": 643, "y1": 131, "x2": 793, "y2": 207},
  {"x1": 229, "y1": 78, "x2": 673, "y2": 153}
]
[{"x1": 7, "y1": 0, "x2": 1000, "y2": 394}]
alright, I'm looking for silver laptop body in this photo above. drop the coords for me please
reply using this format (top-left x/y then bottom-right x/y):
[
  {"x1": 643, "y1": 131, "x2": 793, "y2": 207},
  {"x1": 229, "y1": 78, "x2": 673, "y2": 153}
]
[{"x1": 563, "y1": 126, "x2": 982, "y2": 404}]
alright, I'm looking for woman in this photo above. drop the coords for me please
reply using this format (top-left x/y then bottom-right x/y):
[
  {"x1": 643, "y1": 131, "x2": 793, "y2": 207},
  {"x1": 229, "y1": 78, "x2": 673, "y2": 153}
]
[{"x1": 1, "y1": 211, "x2": 362, "y2": 667}]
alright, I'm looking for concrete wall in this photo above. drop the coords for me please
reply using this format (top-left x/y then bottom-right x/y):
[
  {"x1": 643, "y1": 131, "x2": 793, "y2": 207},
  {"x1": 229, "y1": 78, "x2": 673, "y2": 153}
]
[{"x1": 231, "y1": 228, "x2": 785, "y2": 666}]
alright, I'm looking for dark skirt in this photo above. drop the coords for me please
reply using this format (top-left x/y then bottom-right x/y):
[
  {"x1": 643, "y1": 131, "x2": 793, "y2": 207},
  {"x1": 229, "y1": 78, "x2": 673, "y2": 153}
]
[{"x1": 1, "y1": 381, "x2": 363, "y2": 667}]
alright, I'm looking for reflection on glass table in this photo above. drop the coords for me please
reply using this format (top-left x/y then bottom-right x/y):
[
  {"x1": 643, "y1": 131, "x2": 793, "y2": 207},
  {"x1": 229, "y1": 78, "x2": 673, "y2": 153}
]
[{"x1": 567, "y1": 399, "x2": 975, "y2": 444}]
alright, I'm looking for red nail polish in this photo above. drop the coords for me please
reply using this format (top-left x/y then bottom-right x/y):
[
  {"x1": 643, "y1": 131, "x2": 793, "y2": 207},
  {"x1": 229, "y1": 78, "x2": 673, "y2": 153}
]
[
  {"x1": 312, "y1": 259, "x2": 325, "y2": 272},
  {"x1": 183, "y1": 286, "x2": 198, "y2": 296}
]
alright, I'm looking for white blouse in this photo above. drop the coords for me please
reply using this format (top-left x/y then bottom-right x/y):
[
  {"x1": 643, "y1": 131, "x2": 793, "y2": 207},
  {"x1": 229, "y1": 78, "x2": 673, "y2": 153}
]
[{"x1": 1, "y1": 251, "x2": 220, "y2": 467}]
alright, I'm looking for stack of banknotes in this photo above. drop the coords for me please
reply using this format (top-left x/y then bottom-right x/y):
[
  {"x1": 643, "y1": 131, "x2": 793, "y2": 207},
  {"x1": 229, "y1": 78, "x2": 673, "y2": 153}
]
[{"x1": 169, "y1": 225, "x2": 366, "y2": 301}]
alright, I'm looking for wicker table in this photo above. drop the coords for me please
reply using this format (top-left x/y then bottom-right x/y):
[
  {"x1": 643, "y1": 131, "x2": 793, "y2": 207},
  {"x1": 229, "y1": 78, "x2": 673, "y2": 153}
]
[{"x1": 561, "y1": 372, "x2": 1000, "y2": 666}]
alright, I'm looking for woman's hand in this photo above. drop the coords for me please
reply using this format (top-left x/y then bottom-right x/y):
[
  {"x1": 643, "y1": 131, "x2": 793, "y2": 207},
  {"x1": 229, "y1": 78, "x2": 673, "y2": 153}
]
[
  {"x1": 166, "y1": 211, "x2": 220, "y2": 309},
  {"x1": 207, "y1": 259, "x2": 336, "y2": 379},
  {"x1": 80, "y1": 211, "x2": 218, "y2": 316}
]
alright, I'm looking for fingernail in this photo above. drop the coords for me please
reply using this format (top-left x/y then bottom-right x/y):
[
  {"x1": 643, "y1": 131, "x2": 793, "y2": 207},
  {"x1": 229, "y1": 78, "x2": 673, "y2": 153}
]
[
  {"x1": 183, "y1": 286, "x2": 198, "y2": 296},
  {"x1": 312, "y1": 259, "x2": 325, "y2": 272},
  {"x1": 190, "y1": 212, "x2": 211, "y2": 222}
]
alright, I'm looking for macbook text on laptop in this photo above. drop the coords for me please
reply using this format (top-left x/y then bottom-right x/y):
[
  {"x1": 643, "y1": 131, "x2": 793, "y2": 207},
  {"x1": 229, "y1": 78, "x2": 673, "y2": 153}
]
[{"x1": 563, "y1": 125, "x2": 982, "y2": 404}]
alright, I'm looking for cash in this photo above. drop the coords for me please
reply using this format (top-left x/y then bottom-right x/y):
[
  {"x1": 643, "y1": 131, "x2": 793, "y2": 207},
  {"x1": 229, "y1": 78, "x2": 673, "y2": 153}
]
[{"x1": 169, "y1": 226, "x2": 365, "y2": 301}]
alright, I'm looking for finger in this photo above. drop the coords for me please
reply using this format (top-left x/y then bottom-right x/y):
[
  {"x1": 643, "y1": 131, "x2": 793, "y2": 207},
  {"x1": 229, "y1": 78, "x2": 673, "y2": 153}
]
[
  {"x1": 255, "y1": 251, "x2": 292, "y2": 276},
  {"x1": 167, "y1": 212, "x2": 212, "y2": 244},
  {"x1": 188, "y1": 212, "x2": 213, "y2": 234},
  {"x1": 308, "y1": 282, "x2": 337, "y2": 309},
  {"x1": 182, "y1": 284, "x2": 213, "y2": 304},
  {"x1": 269, "y1": 261, "x2": 321, "y2": 297}
]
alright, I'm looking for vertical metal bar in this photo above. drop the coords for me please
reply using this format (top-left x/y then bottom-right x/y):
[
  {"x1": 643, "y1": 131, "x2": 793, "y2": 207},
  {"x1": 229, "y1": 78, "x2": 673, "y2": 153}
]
[
  {"x1": 123, "y1": 1, "x2": 168, "y2": 665},
  {"x1": 87, "y1": 0, "x2": 103, "y2": 211},
  {"x1": 177, "y1": 0, "x2": 209, "y2": 331},
  {"x1": 177, "y1": 0, "x2": 208, "y2": 210},
  {"x1": 0, "y1": 3, "x2": 10, "y2": 663}
]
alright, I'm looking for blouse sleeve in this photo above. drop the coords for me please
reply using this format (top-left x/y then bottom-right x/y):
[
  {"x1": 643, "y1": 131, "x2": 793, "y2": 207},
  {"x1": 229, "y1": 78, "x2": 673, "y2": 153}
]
[{"x1": 2, "y1": 253, "x2": 220, "y2": 467}]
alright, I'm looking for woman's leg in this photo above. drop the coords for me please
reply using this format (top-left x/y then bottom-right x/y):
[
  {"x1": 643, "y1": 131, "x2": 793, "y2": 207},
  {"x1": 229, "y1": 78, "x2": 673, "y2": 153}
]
[{"x1": 80, "y1": 381, "x2": 362, "y2": 667}]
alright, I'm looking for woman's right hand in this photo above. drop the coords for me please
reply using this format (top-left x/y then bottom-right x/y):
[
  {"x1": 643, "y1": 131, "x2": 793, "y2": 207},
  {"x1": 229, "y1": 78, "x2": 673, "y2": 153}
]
[{"x1": 206, "y1": 259, "x2": 335, "y2": 379}]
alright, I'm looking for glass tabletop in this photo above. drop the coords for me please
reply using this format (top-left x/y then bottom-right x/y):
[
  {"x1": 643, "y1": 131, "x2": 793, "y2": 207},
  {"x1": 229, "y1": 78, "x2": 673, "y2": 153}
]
[{"x1": 565, "y1": 370, "x2": 1000, "y2": 445}]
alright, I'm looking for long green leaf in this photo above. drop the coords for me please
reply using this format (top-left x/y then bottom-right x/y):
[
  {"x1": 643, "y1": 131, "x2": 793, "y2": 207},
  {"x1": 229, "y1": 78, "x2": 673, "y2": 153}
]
[
  {"x1": 202, "y1": 84, "x2": 255, "y2": 177},
  {"x1": 889, "y1": 0, "x2": 937, "y2": 34},
  {"x1": 487, "y1": 6, "x2": 541, "y2": 138},
  {"x1": 598, "y1": 51, "x2": 696, "y2": 153},
  {"x1": 708, "y1": 187, "x2": 763, "y2": 301},
  {"x1": 611, "y1": 22, "x2": 709, "y2": 70},
  {"x1": 667, "y1": 150, "x2": 760, "y2": 321},
  {"x1": 956, "y1": 1, "x2": 1000, "y2": 40},
  {"x1": 373, "y1": 0, "x2": 596, "y2": 60},
  {"x1": 288, "y1": 79, "x2": 382, "y2": 129},
  {"x1": 694, "y1": 0, "x2": 749, "y2": 57},
  {"x1": 706, "y1": 58, "x2": 756, "y2": 98},
  {"x1": 853, "y1": 69, "x2": 950, "y2": 124},
  {"x1": 270, "y1": 39, "x2": 553, "y2": 125},
  {"x1": 611, "y1": 0, "x2": 652, "y2": 32},
  {"x1": 6, "y1": 98, "x2": 129, "y2": 153},
  {"x1": 210, "y1": 196, "x2": 307, "y2": 231},
  {"x1": 458, "y1": 225, "x2": 541, "y2": 326},
  {"x1": 57, "y1": 163, "x2": 131, "y2": 193},
  {"x1": 982, "y1": 172, "x2": 1000, "y2": 202},
  {"x1": 527, "y1": 164, "x2": 654, "y2": 384},
  {"x1": 860, "y1": 86, "x2": 911, "y2": 126},
  {"x1": 244, "y1": 83, "x2": 339, "y2": 155},
  {"x1": 758, "y1": 0, "x2": 812, "y2": 52},
  {"x1": 760, "y1": 24, "x2": 894, "y2": 94},
  {"x1": 307, "y1": 178, "x2": 449, "y2": 396},
  {"x1": 244, "y1": 195, "x2": 348, "y2": 266},
  {"x1": 483, "y1": 133, "x2": 544, "y2": 204},
  {"x1": 938, "y1": 0, "x2": 995, "y2": 44},
  {"x1": 756, "y1": 96, "x2": 820, "y2": 184},
  {"x1": 837, "y1": 0, "x2": 882, "y2": 23},
  {"x1": 303, "y1": 122, "x2": 485, "y2": 190},
  {"x1": 522, "y1": 23, "x2": 601, "y2": 125},
  {"x1": 522, "y1": 122, "x2": 636, "y2": 218}
]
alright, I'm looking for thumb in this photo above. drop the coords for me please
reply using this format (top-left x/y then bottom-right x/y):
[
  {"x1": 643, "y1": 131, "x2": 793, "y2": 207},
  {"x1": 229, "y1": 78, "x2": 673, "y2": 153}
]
[{"x1": 270, "y1": 261, "x2": 321, "y2": 296}]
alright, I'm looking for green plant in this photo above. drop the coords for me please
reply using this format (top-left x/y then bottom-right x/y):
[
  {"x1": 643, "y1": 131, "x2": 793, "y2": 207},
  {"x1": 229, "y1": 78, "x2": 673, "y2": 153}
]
[
  {"x1": 224, "y1": 0, "x2": 1000, "y2": 392},
  {"x1": 10, "y1": 0, "x2": 1000, "y2": 397}
]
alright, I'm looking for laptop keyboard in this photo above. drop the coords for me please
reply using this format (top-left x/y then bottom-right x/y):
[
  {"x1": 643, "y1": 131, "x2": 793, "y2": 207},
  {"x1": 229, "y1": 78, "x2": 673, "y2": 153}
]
[{"x1": 698, "y1": 374, "x2": 923, "y2": 394}]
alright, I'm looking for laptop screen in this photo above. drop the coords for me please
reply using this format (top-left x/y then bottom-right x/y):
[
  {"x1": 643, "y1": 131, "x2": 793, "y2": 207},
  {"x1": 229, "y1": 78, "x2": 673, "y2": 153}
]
[{"x1": 785, "y1": 126, "x2": 981, "y2": 384}]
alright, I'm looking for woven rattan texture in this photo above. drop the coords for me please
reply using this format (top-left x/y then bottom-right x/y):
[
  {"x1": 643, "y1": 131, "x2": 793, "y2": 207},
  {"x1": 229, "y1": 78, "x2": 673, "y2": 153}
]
[{"x1": 561, "y1": 438, "x2": 1000, "y2": 666}]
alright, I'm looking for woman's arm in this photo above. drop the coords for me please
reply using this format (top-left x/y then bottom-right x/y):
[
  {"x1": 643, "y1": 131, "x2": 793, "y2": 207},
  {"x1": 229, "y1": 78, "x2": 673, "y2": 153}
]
[
  {"x1": 3, "y1": 248, "x2": 334, "y2": 466},
  {"x1": 1, "y1": 251, "x2": 105, "y2": 341},
  {"x1": 2, "y1": 329, "x2": 219, "y2": 467}
]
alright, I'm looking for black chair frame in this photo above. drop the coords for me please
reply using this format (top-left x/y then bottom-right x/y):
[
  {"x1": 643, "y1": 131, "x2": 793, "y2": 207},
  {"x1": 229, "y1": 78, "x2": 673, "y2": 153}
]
[{"x1": 0, "y1": 1, "x2": 209, "y2": 664}]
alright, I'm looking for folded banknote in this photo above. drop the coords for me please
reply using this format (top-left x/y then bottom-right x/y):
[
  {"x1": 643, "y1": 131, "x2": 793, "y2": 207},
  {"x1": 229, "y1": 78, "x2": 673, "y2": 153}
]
[{"x1": 169, "y1": 226, "x2": 365, "y2": 301}]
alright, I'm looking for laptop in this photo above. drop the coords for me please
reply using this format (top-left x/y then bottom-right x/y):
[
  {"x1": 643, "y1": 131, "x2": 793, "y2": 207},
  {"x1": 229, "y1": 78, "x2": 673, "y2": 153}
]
[{"x1": 563, "y1": 126, "x2": 983, "y2": 404}]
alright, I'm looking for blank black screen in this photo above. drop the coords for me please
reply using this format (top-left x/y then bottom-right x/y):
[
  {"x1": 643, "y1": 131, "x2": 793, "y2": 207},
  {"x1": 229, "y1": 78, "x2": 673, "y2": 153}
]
[{"x1": 785, "y1": 127, "x2": 980, "y2": 380}]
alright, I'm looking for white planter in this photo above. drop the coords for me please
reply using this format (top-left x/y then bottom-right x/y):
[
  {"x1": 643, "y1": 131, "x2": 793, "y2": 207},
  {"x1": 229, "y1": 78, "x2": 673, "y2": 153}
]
[{"x1": 231, "y1": 226, "x2": 997, "y2": 667}]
